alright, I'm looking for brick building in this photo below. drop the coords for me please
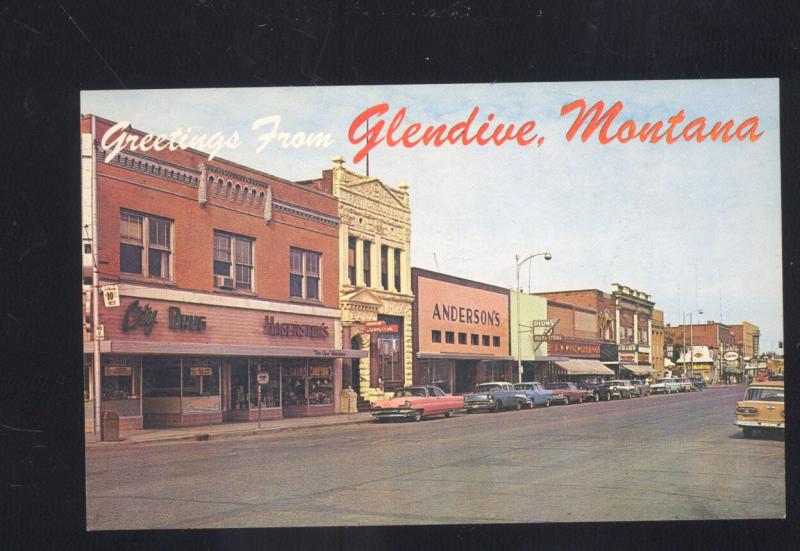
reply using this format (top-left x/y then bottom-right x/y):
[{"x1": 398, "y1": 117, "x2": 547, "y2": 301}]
[
  {"x1": 651, "y1": 309, "x2": 665, "y2": 379},
  {"x1": 611, "y1": 283, "x2": 656, "y2": 378},
  {"x1": 81, "y1": 115, "x2": 365, "y2": 433}
]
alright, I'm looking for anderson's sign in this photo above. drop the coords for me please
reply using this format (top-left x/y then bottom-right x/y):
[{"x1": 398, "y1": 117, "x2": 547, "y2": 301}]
[{"x1": 431, "y1": 303, "x2": 502, "y2": 326}]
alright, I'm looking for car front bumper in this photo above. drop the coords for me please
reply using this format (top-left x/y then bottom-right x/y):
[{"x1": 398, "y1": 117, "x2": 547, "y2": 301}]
[
  {"x1": 464, "y1": 401, "x2": 494, "y2": 411},
  {"x1": 735, "y1": 419, "x2": 784, "y2": 429},
  {"x1": 370, "y1": 408, "x2": 417, "y2": 420}
]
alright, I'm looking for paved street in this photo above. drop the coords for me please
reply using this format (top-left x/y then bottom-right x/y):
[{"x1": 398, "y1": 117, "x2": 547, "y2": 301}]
[{"x1": 85, "y1": 386, "x2": 784, "y2": 529}]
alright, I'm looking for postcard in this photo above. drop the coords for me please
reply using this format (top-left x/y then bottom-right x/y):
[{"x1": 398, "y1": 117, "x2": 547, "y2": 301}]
[{"x1": 80, "y1": 80, "x2": 783, "y2": 529}]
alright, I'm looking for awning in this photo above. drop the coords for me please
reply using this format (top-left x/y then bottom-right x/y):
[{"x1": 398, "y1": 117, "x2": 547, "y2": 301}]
[
  {"x1": 621, "y1": 363, "x2": 655, "y2": 376},
  {"x1": 553, "y1": 359, "x2": 614, "y2": 376},
  {"x1": 83, "y1": 340, "x2": 368, "y2": 358},
  {"x1": 724, "y1": 367, "x2": 742, "y2": 374},
  {"x1": 417, "y1": 352, "x2": 513, "y2": 361}
]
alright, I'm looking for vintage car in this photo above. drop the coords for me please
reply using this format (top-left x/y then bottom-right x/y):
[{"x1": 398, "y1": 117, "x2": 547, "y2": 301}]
[
  {"x1": 689, "y1": 377, "x2": 707, "y2": 391},
  {"x1": 463, "y1": 382, "x2": 529, "y2": 413},
  {"x1": 370, "y1": 385, "x2": 464, "y2": 422},
  {"x1": 513, "y1": 382, "x2": 554, "y2": 407},
  {"x1": 735, "y1": 381, "x2": 784, "y2": 438},
  {"x1": 650, "y1": 377, "x2": 681, "y2": 394},
  {"x1": 600, "y1": 379, "x2": 635, "y2": 400},
  {"x1": 576, "y1": 377, "x2": 605, "y2": 402},
  {"x1": 629, "y1": 379, "x2": 650, "y2": 397},
  {"x1": 545, "y1": 381, "x2": 591, "y2": 404},
  {"x1": 675, "y1": 378, "x2": 696, "y2": 392}
]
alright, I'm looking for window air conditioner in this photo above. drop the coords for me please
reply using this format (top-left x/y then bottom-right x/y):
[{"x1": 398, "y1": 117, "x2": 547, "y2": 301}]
[{"x1": 215, "y1": 275, "x2": 234, "y2": 289}]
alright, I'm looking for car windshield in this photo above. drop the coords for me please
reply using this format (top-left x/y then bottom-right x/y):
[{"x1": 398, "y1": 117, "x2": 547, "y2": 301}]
[
  {"x1": 514, "y1": 384, "x2": 531, "y2": 390},
  {"x1": 393, "y1": 388, "x2": 428, "y2": 397},
  {"x1": 744, "y1": 387, "x2": 784, "y2": 402},
  {"x1": 476, "y1": 384, "x2": 502, "y2": 392}
]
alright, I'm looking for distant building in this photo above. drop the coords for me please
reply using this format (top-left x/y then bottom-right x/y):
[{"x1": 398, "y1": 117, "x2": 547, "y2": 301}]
[
  {"x1": 611, "y1": 283, "x2": 656, "y2": 379},
  {"x1": 730, "y1": 321, "x2": 761, "y2": 359},
  {"x1": 651, "y1": 309, "x2": 665, "y2": 379}
]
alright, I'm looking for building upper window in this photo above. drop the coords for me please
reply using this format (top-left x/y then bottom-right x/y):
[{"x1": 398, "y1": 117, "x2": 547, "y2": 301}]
[
  {"x1": 482, "y1": 335, "x2": 490, "y2": 346},
  {"x1": 458, "y1": 332, "x2": 467, "y2": 345},
  {"x1": 380, "y1": 245, "x2": 389, "y2": 290},
  {"x1": 471, "y1": 334, "x2": 479, "y2": 345},
  {"x1": 493, "y1": 336, "x2": 501, "y2": 347},
  {"x1": 363, "y1": 241, "x2": 371, "y2": 287},
  {"x1": 445, "y1": 331, "x2": 455, "y2": 344},
  {"x1": 347, "y1": 236, "x2": 357, "y2": 284},
  {"x1": 394, "y1": 248, "x2": 401, "y2": 292},
  {"x1": 120, "y1": 210, "x2": 172, "y2": 279},
  {"x1": 214, "y1": 231, "x2": 253, "y2": 290},
  {"x1": 431, "y1": 330, "x2": 442, "y2": 343},
  {"x1": 290, "y1": 248, "x2": 321, "y2": 300}
]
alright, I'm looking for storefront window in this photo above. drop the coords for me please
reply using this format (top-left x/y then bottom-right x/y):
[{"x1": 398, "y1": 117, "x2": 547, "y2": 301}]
[
  {"x1": 378, "y1": 334, "x2": 403, "y2": 384},
  {"x1": 283, "y1": 359, "x2": 308, "y2": 406},
  {"x1": 102, "y1": 365, "x2": 135, "y2": 400},
  {"x1": 250, "y1": 360, "x2": 280, "y2": 408},
  {"x1": 308, "y1": 362, "x2": 333, "y2": 405},
  {"x1": 182, "y1": 361, "x2": 220, "y2": 396},
  {"x1": 142, "y1": 357, "x2": 181, "y2": 397},
  {"x1": 422, "y1": 359, "x2": 452, "y2": 394}
]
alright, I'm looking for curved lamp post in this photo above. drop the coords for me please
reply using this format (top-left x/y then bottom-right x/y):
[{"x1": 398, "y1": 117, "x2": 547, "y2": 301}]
[{"x1": 515, "y1": 252, "x2": 552, "y2": 383}]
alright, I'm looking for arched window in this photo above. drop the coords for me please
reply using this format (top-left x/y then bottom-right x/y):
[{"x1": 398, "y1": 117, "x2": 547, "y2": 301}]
[
  {"x1": 209, "y1": 176, "x2": 217, "y2": 197},
  {"x1": 233, "y1": 183, "x2": 241, "y2": 203}
]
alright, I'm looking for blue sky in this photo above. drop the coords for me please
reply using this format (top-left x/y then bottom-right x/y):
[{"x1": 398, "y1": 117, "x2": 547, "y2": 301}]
[{"x1": 82, "y1": 79, "x2": 783, "y2": 352}]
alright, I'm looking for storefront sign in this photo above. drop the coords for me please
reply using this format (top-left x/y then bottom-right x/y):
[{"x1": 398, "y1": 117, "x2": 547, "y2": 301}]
[
  {"x1": 104, "y1": 366, "x2": 131, "y2": 376},
  {"x1": 263, "y1": 315, "x2": 329, "y2": 338},
  {"x1": 619, "y1": 343, "x2": 637, "y2": 352},
  {"x1": 364, "y1": 320, "x2": 387, "y2": 328},
  {"x1": 190, "y1": 367, "x2": 213, "y2": 376},
  {"x1": 431, "y1": 303, "x2": 502, "y2": 326},
  {"x1": 619, "y1": 352, "x2": 636, "y2": 362},
  {"x1": 549, "y1": 341, "x2": 600, "y2": 357},
  {"x1": 531, "y1": 319, "x2": 557, "y2": 327},
  {"x1": 364, "y1": 323, "x2": 399, "y2": 333},
  {"x1": 310, "y1": 367, "x2": 330, "y2": 377},
  {"x1": 724, "y1": 351, "x2": 740, "y2": 361},
  {"x1": 168, "y1": 306, "x2": 207, "y2": 331},
  {"x1": 533, "y1": 334, "x2": 563, "y2": 341},
  {"x1": 122, "y1": 300, "x2": 158, "y2": 335},
  {"x1": 101, "y1": 284, "x2": 120, "y2": 307},
  {"x1": 313, "y1": 349, "x2": 346, "y2": 357}
]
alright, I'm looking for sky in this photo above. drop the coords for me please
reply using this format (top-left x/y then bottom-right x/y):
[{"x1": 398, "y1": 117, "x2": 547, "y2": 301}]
[{"x1": 82, "y1": 79, "x2": 783, "y2": 352}]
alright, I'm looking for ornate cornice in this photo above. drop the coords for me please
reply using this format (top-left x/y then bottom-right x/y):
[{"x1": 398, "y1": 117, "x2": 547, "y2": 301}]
[
  {"x1": 273, "y1": 200, "x2": 339, "y2": 227},
  {"x1": 97, "y1": 144, "x2": 200, "y2": 187}
]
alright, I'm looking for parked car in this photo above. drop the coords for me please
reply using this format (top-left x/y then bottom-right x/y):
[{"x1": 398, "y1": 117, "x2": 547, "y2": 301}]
[
  {"x1": 597, "y1": 381, "x2": 628, "y2": 400},
  {"x1": 650, "y1": 377, "x2": 681, "y2": 394},
  {"x1": 513, "y1": 382, "x2": 554, "y2": 407},
  {"x1": 576, "y1": 377, "x2": 604, "y2": 401},
  {"x1": 370, "y1": 385, "x2": 464, "y2": 422},
  {"x1": 464, "y1": 382, "x2": 529, "y2": 413},
  {"x1": 735, "y1": 380, "x2": 784, "y2": 438},
  {"x1": 545, "y1": 381, "x2": 590, "y2": 404},
  {"x1": 676, "y1": 378, "x2": 696, "y2": 392},
  {"x1": 605, "y1": 380, "x2": 635, "y2": 399},
  {"x1": 629, "y1": 379, "x2": 650, "y2": 397},
  {"x1": 689, "y1": 377, "x2": 706, "y2": 391}
]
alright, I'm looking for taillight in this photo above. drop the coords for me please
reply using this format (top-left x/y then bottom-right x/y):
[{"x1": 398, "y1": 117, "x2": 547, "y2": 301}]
[{"x1": 736, "y1": 406, "x2": 757, "y2": 415}]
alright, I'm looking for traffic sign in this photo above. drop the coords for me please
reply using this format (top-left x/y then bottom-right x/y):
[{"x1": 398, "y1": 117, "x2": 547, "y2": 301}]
[{"x1": 101, "y1": 284, "x2": 120, "y2": 307}]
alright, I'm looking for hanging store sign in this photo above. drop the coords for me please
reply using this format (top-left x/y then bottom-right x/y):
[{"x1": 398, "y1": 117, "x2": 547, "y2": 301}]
[
  {"x1": 619, "y1": 343, "x2": 637, "y2": 352},
  {"x1": 531, "y1": 319, "x2": 558, "y2": 327},
  {"x1": 724, "y1": 351, "x2": 740, "y2": 361},
  {"x1": 263, "y1": 315, "x2": 329, "y2": 338},
  {"x1": 104, "y1": 366, "x2": 131, "y2": 376},
  {"x1": 101, "y1": 284, "x2": 120, "y2": 307},
  {"x1": 190, "y1": 367, "x2": 213, "y2": 376},
  {"x1": 533, "y1": 334, "x2": 563, "y2": 342}
]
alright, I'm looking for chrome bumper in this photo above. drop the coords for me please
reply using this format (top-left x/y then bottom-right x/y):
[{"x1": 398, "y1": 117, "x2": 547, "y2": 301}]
[{"x1": 735, "y1": 420, "x2": 784, "y2": 429}]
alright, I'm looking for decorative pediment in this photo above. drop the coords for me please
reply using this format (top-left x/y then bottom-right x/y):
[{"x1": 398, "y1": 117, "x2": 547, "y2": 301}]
[
  {"x1": 346, "y1": 178, "x2": 407, "y2": 209},
  {"x1": 342, "y1": 287, "x2": 384, "y2": 308}
]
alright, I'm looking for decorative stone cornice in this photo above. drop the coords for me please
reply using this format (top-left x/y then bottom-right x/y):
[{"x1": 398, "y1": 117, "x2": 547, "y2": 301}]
[
  {"x1": 272, "y1": 200, "x2": 339, "y2": 227},
  {"x1": 97, "y1": 144, "x2": 200, "y2": 187}
]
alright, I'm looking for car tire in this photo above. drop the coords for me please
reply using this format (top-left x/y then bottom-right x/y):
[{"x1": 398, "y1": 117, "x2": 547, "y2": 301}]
[
  {"x1": 742, "y1": 427, "x2": 754, "y2": 439},
  {"x1": 515, "y1": 400, "x2": 522, "y2": 411},
  {"x1": 527, "y1": 400, "x2": 534, "y2": 409},
  {"x1": 578, "y1": 396, "x2": 584, "y2": 404},
  {"x1": 412, "y1": 410, "x2": 423, "y2": 422},
  {"x1": 563, "y1": 397, "x2": 570, "y2": 405},
  {"x1": 494, "y1": 401, "x2": 502, "y2": 412},
  {"x1": 544, "y1": 399, "x2": 550, "y2": 407},
  {"x1": 444, "y1": 409, "x2": 454, "y2": 418}
]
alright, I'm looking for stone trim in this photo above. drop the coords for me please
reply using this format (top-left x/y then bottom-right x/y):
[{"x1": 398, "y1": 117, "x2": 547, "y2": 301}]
[
  {"x1": 98, "y1": 144, "x2": 200, "y2": 187},
  {"x1": 273, "y1": 199, "x2": 339, "y2": 227}
]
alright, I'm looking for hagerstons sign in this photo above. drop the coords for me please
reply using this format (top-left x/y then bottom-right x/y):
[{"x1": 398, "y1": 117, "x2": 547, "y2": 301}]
[{"x1": 263, "y1": 315, "x2": 329, "y2": 339}]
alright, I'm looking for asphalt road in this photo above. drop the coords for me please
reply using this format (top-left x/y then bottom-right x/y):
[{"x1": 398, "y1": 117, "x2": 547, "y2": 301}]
[{"x1": 85, "y1": 385, "x2": 785, "y2": 529}]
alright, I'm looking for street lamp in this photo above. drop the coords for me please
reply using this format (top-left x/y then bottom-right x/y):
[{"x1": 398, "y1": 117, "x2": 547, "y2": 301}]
[
  {"x1": 682, "y1": 309, "x2": 703, "y2": 380},
  {"x1": 515, "y1": 252, "x2": 552, "y2": 383}
]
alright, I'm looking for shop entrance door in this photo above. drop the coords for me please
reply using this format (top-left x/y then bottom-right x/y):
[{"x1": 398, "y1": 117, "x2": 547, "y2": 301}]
[{"x1": 454, "y1": 360, "x2": 476, "y2": 394}]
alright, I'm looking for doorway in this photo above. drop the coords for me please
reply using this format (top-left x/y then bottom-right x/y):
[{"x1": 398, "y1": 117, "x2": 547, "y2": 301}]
[{"x1": 350, "y1": 336, "x2": 361, "y2": 395}]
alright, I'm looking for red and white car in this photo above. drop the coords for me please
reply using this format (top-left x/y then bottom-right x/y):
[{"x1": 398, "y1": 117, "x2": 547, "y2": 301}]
[{"x1": 370, "y1": 385, "x2": 464, "y2": 422}]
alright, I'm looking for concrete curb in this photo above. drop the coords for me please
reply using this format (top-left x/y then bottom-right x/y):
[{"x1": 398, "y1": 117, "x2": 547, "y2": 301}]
[{"x1": 86, "y1": 416, "x2": 375, "y2": 446}]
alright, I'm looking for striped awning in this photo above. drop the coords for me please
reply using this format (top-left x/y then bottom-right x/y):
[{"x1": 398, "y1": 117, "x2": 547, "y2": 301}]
[
  {"x1": 621, "y1": 363, "x2": 655, "y2": 376},
  {"x1": 553, "y1": 359, "x2": 614, "y2": 376}
]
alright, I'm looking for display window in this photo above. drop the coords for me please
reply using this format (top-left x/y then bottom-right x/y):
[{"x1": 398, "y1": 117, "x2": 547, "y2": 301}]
[
  {"x1": 101, "y1": 358, "x2": 140, "y2": 400},
  {"x1": 283, "y1": 359, "x2": 308, "y2": 406},
  {"x1": 142, "y1": 357, "x2": 181, "y2": 397},
  {"x1": 250, "y1": 360, "x2": 281, "y2": 408},
  {"x1": 282, "y1": 359, "x2": 333, "y2": 406},
  {"x1": 182, "y1": 359, "x2": 220, "y2": 397},
  {"x1": 308, "y1": 363, "x2": 332, "y2": 405}
]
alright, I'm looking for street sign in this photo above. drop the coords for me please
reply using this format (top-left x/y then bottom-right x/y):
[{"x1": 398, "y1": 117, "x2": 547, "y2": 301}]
[
  {"x1": 256, "y1": 371, "x2": 270, "y2": 384},
  {"x1": 364, "y1": 324, "x2": 399, "y2": 333},
  {"x1": 533, "y1": 334, "x2": 563, "y2": 342},
  {"x1": 94, "y1": 324, "x2": 105, "y2": 340},
  {"x1": 723, "y1": 351, "x2": 740, "y2": 361},
  {"x1": 101, "y1": 284, "x2": 120, "y2": 307}
]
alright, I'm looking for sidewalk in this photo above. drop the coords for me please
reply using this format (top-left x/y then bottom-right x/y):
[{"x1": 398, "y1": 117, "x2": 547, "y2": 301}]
[{"x1": 86, "y1": 411, "x2": 375, "y2": 446}]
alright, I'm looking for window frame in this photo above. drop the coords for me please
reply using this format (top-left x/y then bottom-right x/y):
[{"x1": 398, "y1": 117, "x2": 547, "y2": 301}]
[
  {"x1": 119, "y1": 209, "x2": 173, "y2": 281},
  {"x1": 213, "y1": 230, "x2": 255, "y2": 291},
  {"x1": 290, "y1": 247, "x2": 323, "y2": 301}
]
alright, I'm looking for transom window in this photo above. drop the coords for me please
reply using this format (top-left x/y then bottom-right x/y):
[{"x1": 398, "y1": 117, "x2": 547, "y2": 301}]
[
  {"x1": 119, "y1": 210, "x2": 172, "y2": 279},
  {"x1": 290, "y1": 248, "x2": 321, "y2": 300},
  {"x1": 213, "y1": 231, "x2": 254, "y2": 290}
]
